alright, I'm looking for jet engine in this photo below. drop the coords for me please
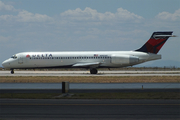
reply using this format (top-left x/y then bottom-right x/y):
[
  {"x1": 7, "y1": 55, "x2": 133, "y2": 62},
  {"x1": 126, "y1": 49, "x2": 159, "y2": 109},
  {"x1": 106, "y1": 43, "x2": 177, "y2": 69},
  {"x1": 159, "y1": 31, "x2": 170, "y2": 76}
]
[{"x1": 111, "y1": 55, "x2": 139, "y2": 65}]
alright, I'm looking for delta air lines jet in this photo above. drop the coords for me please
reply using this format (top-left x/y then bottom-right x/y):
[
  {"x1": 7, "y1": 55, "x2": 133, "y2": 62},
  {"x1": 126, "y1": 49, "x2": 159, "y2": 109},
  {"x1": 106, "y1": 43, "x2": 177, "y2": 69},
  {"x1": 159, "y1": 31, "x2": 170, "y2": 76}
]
[{"x1": 2, "y1": 31, "x2": 176, "y2": 74}]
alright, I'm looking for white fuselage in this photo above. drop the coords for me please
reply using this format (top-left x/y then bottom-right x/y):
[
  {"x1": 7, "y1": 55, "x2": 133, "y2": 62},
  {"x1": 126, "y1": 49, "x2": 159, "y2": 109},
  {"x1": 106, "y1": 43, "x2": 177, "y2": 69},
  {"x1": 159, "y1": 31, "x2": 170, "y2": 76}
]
[{"x1": 2, "y1": 51, "x2": 161, "y2": 69}]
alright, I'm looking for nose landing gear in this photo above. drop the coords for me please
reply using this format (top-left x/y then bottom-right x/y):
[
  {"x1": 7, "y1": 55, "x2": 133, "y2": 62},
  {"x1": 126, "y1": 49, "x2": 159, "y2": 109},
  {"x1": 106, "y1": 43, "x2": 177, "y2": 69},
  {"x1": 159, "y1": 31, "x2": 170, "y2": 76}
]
[{"x1": 11, "y1": 69, "x2": 14, "y2": 74}]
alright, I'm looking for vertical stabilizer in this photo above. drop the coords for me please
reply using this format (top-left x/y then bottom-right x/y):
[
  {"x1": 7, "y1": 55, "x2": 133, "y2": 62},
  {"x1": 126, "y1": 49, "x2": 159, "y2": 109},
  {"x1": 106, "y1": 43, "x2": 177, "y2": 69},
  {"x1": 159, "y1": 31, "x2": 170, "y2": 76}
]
[{"x1": 136, "y1": 31, "x2": 174, "y2": 54}]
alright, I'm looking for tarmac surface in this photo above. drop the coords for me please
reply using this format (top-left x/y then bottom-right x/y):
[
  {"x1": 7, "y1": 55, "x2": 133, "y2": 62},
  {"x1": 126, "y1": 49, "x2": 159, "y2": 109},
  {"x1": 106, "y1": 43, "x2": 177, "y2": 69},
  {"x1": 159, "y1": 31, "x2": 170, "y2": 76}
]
[
  {"x1": 0, "y1": 70, "x2": 180, "y2": 76},
  {"x1": 1, "y1": 70, "x2": 179, "y2": 119},
  {"x1": 0, "y1": 99, "x2": 179, "y2": 120}
]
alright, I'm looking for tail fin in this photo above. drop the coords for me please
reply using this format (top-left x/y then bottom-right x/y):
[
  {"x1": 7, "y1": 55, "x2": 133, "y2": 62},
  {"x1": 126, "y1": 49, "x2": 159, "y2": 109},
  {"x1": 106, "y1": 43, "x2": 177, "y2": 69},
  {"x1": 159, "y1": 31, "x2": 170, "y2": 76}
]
[{"x1": 135, "y1": 31, "x2": 174, "y2": 54}]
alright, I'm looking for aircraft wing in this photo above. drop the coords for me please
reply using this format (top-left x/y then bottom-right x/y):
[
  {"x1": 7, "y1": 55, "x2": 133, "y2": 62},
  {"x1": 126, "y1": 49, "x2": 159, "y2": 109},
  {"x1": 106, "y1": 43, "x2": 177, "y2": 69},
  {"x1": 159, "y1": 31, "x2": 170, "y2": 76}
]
[{"x1": 72, "y1": 62, "x2": 101, "y2": 68}]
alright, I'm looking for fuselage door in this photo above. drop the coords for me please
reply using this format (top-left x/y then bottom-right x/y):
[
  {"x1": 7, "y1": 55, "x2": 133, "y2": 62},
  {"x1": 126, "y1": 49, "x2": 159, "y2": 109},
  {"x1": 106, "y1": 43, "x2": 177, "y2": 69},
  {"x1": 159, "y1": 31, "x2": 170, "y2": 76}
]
[{"x1": 18, "y1": 55, "x2": 23, "y2": 64}]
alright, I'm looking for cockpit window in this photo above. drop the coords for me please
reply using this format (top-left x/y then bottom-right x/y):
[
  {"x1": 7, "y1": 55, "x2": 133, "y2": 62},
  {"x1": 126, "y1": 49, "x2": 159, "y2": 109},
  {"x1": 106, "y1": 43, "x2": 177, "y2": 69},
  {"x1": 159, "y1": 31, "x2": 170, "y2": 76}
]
[{"x1": 11, "y1": 55, "x2": 17, "y2": 59}]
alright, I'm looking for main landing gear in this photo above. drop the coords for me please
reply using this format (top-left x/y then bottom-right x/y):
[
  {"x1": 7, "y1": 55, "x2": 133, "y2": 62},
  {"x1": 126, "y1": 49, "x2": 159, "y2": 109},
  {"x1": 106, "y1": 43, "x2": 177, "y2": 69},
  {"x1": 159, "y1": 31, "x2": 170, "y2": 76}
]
[
  {"x1": 90, "y1": 68, "x2": 98, "y2": 74},
  {"x1": 11, "y1": 69, "x2": 14, "y2": 74}
]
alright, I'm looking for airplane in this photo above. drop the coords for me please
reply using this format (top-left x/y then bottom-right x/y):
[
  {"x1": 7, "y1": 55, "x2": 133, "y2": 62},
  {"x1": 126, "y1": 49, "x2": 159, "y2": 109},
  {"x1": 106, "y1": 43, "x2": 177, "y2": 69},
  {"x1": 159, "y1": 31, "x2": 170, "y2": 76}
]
[{"x1": 2, "y1": 31, "x2": 176, "y2": 74}]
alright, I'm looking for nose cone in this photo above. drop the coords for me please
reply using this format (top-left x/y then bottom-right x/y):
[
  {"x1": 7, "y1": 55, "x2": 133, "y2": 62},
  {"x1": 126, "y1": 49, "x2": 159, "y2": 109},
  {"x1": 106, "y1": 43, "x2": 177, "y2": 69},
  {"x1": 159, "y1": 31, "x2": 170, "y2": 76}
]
[{"x1": 2, "y1": 60, "x2": 10, "y2": 68}]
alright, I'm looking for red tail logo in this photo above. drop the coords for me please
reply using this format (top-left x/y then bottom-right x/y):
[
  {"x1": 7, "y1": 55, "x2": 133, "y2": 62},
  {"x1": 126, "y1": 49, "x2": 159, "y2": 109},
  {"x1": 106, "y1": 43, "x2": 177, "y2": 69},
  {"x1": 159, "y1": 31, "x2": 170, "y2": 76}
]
[{"x1": 136, "y1": 32, "x2": 173, "y2": 54}]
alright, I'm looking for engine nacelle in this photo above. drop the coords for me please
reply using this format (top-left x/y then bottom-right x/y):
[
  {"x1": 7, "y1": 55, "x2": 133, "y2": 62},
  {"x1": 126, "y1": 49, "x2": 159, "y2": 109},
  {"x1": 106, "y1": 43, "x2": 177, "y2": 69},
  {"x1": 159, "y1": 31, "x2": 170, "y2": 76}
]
[{"x1": 111, "y1": 55, "x2": 139, "y2": 65}]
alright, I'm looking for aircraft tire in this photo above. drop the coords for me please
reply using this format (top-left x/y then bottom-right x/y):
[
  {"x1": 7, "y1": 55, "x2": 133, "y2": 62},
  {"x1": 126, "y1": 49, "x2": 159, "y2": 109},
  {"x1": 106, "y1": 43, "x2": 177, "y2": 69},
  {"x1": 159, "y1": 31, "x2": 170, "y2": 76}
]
[
  {"x1": 90, "y1": 68, "x2": 97, "y2": 74},
  {"x1": 11, "y1": 69, "x2": 14, "y2": 74}
]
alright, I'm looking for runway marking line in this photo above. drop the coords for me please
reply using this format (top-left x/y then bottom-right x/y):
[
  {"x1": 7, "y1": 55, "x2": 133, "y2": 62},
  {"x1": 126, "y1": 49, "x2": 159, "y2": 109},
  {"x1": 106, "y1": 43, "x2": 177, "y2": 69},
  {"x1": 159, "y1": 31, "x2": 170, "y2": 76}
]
[{"x1": 1, "y1": 103, "x2": 180, "y2": 106}]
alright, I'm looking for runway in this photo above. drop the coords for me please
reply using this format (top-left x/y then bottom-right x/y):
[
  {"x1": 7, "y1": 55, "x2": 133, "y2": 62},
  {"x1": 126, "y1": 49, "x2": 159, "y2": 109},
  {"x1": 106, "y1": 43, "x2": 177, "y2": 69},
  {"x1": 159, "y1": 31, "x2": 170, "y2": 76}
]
[
  {"x1": 0, "y1": 70, "x2": 180, "y2": 76},
  {"x1": 0, "y1": 99, "x2": 179, "y2": 119}
]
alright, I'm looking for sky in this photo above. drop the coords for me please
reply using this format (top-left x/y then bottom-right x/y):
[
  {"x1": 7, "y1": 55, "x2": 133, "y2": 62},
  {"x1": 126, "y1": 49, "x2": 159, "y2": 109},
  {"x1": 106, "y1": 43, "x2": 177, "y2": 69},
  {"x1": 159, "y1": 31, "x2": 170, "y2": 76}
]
[{"x1": 0, "y1": 0, "x2": 180, "y2": 67}]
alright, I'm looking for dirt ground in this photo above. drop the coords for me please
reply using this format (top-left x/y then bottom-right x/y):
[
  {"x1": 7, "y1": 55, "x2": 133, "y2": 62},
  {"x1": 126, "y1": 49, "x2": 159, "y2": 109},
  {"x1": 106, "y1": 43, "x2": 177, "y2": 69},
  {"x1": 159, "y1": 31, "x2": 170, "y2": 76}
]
[{"x1": 0, "y1": 76, "x2": 179, "y2": 83}]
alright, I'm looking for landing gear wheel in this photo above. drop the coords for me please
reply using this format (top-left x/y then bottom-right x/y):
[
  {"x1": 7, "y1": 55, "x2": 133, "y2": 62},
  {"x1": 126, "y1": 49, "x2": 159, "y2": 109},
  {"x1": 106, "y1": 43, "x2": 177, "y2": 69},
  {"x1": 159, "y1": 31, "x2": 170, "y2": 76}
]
[
  {"x1": 11, "y1": 69, "x2": 14, "y2": 74},
  {"x1": 90, "y1": 68, "x2": 98, "y2": 74}
]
